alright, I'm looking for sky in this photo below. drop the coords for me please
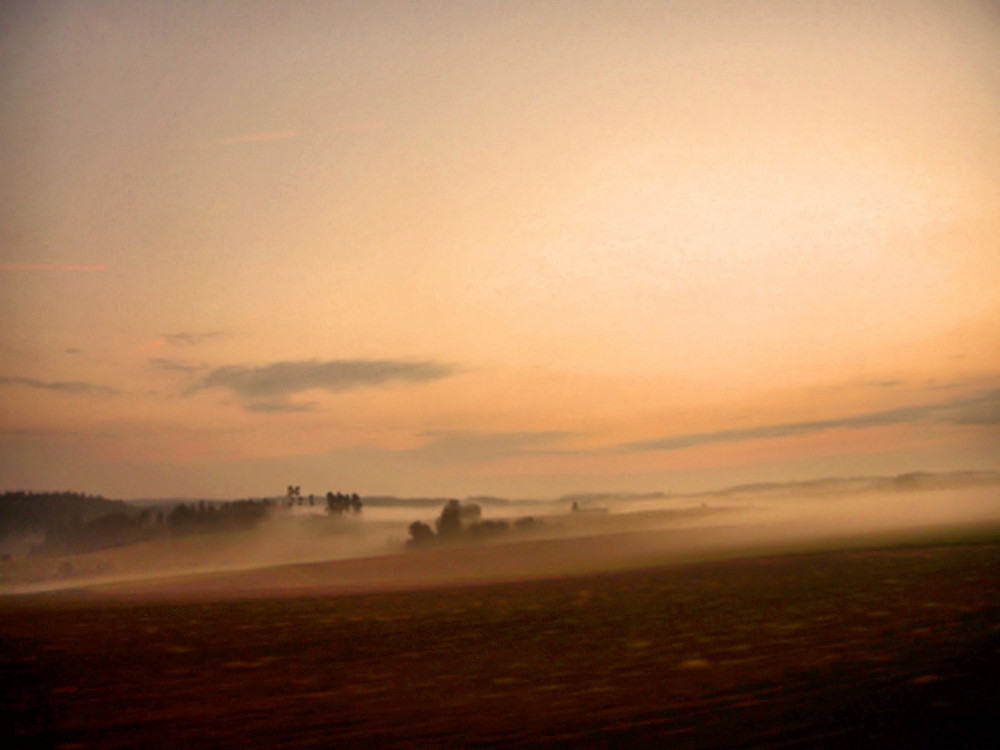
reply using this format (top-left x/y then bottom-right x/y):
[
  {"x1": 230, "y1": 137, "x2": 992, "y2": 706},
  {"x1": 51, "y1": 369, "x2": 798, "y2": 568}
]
[{"x1": 1, "y1": 0, "x2": 999, "y2": 500}]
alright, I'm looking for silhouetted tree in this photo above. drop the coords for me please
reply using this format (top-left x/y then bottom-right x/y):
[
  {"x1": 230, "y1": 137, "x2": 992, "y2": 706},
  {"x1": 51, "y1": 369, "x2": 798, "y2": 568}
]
[
  {"x1": 404, "y1": 500, "x2": 539, "y2": 550},
  {"x1": 407, "y1": 520, "x2": 435, "y2": 546},
  {"x1": 326, "y1": 492, "x2": 345, "y2": 514},
  {"x1": 326, "y1": 491, "x2": 363, "y2": 514},
  {"x1": 168, "y1": 503, "x2": 196, "y2": 533},
  {"x1": 436, "y1": 499, "x2": 463, "y2": 538}
]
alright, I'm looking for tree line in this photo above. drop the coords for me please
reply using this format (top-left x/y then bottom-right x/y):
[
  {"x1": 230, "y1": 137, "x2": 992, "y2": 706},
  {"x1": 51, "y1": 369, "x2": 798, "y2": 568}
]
[
  {"x1": 2, "y1": 486, "x2": 364, "y2": 558},
  {"x1": 25, "y1": 498, "x2": 276, "y2": 555}
]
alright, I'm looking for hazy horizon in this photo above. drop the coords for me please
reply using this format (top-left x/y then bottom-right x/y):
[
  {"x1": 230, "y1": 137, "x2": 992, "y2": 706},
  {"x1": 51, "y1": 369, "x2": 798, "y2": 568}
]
[
  {"x1": 2, "y1": 1, "x2": 999, "y2": 500},
  {"x1": 5, "y1": 480, "x2": 999, "y2": 598},
  {"x1": 105, "y1": 467, "x2": 1000, "y2": 504}
]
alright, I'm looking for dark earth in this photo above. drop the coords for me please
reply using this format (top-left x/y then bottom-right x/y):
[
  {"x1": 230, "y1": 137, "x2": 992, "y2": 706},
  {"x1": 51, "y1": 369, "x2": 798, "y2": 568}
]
[{"x1": 3, "y1": 542, "x2": 999, "y2": 749}]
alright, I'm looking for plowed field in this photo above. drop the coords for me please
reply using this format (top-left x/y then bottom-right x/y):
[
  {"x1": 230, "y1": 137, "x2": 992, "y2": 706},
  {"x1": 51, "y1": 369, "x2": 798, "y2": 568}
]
[{"x1": 3, "y1": 542, "x2": 999, "y2": 748}]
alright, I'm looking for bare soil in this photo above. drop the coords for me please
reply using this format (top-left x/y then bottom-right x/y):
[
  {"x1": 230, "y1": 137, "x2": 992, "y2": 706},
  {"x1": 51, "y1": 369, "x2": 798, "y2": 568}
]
[{"x1": 3, "y1": 540, "x2": 999, "y2": 749}]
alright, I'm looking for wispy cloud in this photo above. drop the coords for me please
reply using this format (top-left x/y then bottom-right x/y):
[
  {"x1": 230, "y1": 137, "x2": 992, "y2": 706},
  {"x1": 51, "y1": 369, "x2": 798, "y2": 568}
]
[
  {"x1": 945, "y1": 388, "x2": 1000, "y2": 426},
  {"x1": 0, "y1": 262, "x2": 106, "y2": 271},
  {"x1": 620, "y1": 387, "x2": 1000, "y2": 453},
  {"x1": 244, "y1": 400, "x2": 318, "y2": 414},
  {"x1": 188, "y1": 358, "x2": 455, "y2": 408},
  {"x1": 133, "y1": 338, "x2": 166, "y2": 354},
  {"x1": 162, "y1": 331, "x2": 228, "y2": 347},
  {"x1": 149, "y1": 358, "x2": 205, "y2": 375},
  {"x1": 0, "y1": 376, "x2": 120, "y2": 396},
  {"x1": 217, "y1": 131, "x2": 299, "y2": 145},
  {"x1": 867, "y1": 380, "x2": 902, "y2": 388}
]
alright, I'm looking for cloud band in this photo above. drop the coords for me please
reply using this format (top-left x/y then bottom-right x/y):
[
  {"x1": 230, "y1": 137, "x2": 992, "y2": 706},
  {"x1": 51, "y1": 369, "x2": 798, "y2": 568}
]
[
  {"x1": 189, "y1": 358, "x2": 455, "y2": 402},
  {"x1": 620, "y1": 388, "x2": 1000, "y2": 453}
]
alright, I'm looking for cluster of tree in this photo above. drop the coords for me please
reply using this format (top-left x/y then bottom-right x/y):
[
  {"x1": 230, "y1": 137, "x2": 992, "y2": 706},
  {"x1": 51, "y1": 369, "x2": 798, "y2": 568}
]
[
  {"x1": 283, "y1": 486, "x2": 363, "y2": 514},
  {"x1": 284, "y1": 485, "x2": 318, "y2": 507},
  {"x1": 35, "y1": 499, "x2": 276, "y2": 555},
  {"x1": 34, "y1": 509, "x2": 146, "y2": 555},
  {"x1": 407, "y1": 500, "x2": 538, "y2": 547},
  {"x1": 326, "y1": 491, "x2": 363, "y2": 514},
  {"x1": 163, "y1": 499, "x2": 272, "y2": 535}
]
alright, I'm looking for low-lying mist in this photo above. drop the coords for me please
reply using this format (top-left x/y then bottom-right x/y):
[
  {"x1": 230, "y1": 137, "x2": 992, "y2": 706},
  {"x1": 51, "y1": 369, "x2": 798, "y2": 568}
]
[{"x1": 2, "y1": 478, "x2": 998, "y2": 597}]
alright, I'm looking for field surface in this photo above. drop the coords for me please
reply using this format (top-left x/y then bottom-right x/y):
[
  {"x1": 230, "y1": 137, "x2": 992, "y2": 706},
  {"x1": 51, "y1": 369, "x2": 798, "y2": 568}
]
[{"x1": 3, "y1": 540, "x2": 999, "y2": 748}]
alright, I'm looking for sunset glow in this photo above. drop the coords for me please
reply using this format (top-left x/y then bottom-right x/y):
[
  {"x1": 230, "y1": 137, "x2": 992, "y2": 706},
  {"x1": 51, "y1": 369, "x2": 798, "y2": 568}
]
[{"x1": 2, "y1": 0, "x2": 998, "y2": 499}]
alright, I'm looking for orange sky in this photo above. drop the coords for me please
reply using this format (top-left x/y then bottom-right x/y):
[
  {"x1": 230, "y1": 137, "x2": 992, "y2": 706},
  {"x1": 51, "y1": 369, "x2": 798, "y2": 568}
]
[{"x1": 1, "y1": 0, "x2": 998, "y2": 499}]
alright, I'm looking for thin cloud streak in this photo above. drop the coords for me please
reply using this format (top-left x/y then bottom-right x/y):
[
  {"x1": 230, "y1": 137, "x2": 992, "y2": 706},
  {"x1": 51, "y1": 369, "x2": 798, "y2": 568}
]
[
  {"x1": 0, "y1": 376, "x2": 120, "y2": 396},
  {"x1": 244, "y1": 400, "x2": 318, "y2": 414},
  {"x1": 133, "y1": 338, "x2": 166, "y2": 354},
  {"x1": 188, "y1": 358, "x2": 456, "y2": 401},
  {"x1": 149, "y1": 358, "x2": 205, "y2": 374},
  {"x1": 620, "y1": 388, "x2": 1000, "y2": 453},
  {"x1": 134, "y1": 332, "x2": 227, "y2": 354},
  {"x1": 162, "y1": 331, "x2": 228, "y2": 347},
  {"x1": 217, "y1": 131, "x2": 299, "y2": 145},
  {"x1": 0, "y1": 262, "x2": 107, "y2": 271}
]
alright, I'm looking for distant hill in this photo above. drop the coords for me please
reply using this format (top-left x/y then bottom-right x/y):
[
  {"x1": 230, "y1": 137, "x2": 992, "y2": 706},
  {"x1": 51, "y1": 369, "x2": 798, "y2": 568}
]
[
  {"x1": 557, "y1": 471, "x2": 1000, "y2": 506},
  {"x1": 558, "y1": 491, "x2": 672, "y2": 505},
  {"x1": 697, "y1": 471, "x2": 1000, "y2": 499},
  {"x1": 359, "y1": 495, "x2": 511, "y2": 508},
  {"x1": 1, "y1": 492, "x2": 278, "y2": 558}
]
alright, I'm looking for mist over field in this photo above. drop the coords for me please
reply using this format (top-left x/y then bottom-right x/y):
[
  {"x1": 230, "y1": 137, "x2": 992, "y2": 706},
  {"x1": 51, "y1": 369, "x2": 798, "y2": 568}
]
[
  {"x1": 3, "y1": 473, "x2": 997, "y2": 598},
  {"x1": 5, "y1": 477, "x2": 999, "y2": 749}
]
